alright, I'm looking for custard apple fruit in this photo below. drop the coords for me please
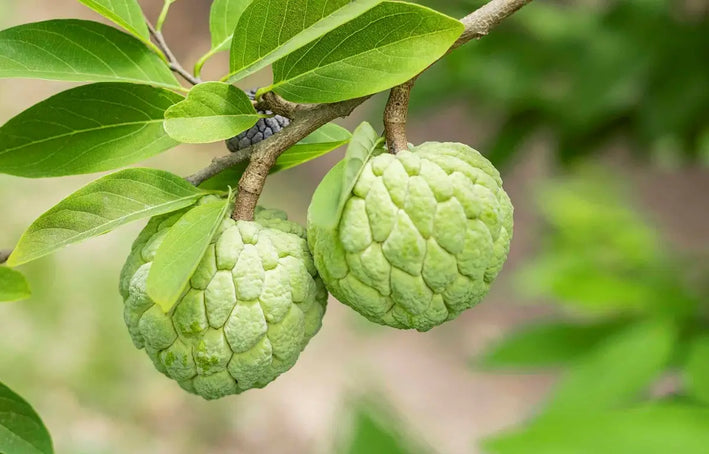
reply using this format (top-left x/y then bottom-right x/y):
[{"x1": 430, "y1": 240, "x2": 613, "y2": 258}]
[
  {"x1": 308, "y1": 142, "x2": 513, "y2": 332},
  {"x1": 120, "y1": 202, "x2": 327, "y2": 400}
]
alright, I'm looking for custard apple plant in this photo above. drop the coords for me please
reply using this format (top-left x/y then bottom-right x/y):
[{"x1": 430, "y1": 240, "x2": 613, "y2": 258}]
[{"x1": 0, "y1": 0, "x2": 529, "y2": 448}]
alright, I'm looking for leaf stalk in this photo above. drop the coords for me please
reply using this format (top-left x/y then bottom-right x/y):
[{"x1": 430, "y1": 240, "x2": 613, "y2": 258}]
[{"x1": 148, "y1": 21, "x2": 202, "y2": 87}]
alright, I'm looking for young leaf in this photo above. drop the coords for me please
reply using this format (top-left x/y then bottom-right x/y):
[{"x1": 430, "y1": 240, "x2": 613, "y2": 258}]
[
  {"x1": 545, "y1": 319, "x2": 677, "y2": 414},
  {"x1": 480, "y1": 319, "x2": 628, "y2": 369},
  {"x1": 0, "y1": 267, "x2": 31, "y2": 302},
  {"x1": 340, "y1": 122, "x2": 384, "y2": 214},
  {"x1": 307, "y1": 159, "x2": 346, "y2": 235},
  {"x1": 147, "y1": 197, "x2": 231, "y2": 312},
  {"x1": 0, "y1": 83, "x2": 182, "y2": 178},
  {"x1": 225, "y1": 0, "x2": 382, "y2": 83},
  {"x1": 685, "y1": 335, "x2": 709, "y2": 405},
  {"x1": 198, "y1": 122, "x2": 352, "y2": 190},
  {"x1": 164, "y1": 82, "x2": 260, "y2": 144},
  {"x1": 0, "y1": 20, "x2": 180, "y2": 88},
  {"x1": 77, "y1": 0, "x2": 151, "y2": 46},
  {"x1": 210, "y1": 0, "x2": 255, "y2": 52},
  {"x1": 275, "y1": 123, "x2": 352, "y2": 171},
  {"x1": 308, "y1": 122, "x2": 382, "y2": 231},
  {"x1": 0, "y1": 381, "x2": 53, "y2": 454},
  {"x1": 269, "y1": 1, "x2": 464, "y2": 103},
  {"x1": 195, "y1": 0, "x2": 255, "y2": 76},
  {"x1": 7, "y1": 169, "x2": 204, "y2": 267}
]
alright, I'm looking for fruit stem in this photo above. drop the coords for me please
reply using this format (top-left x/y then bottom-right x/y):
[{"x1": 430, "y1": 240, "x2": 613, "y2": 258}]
[
  {"x1": 231, "y1": 93, "x2": 366, "y2": 221},
  {"x1": 384, "y1": 79, "x2": 416, "y2": 154}
]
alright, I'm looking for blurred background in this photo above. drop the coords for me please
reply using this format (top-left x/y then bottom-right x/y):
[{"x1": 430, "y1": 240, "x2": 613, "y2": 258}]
[{"x1": 0, "y1": 0, "x2": 707, "y2": 453}]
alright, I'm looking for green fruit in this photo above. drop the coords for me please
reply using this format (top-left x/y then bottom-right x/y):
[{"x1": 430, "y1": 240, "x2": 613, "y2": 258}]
[
  {"x1": 119, "y1": 204, "x2": 327, "y2": 400},
  {"x1": 308, "y1": 142, "x2": 513, "y2": 332}
]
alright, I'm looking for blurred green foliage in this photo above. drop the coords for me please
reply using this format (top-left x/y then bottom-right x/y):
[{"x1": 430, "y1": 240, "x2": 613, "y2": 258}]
[
  {"x1": 485, "y1": 404, "x2": 709, "y2": 454},
  {"x1": 346, "y1": 405, "x2": 410, "y2": 454},
  {"x1": 481, "y1": 168, "x2": 709, "y2": 453},
  {"x1": 415, "y1": 0, "x2": 709, "y2": 167}
]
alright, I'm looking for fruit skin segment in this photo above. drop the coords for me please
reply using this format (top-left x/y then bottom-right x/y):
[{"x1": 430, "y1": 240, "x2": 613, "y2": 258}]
[
  {"x1": 120, "y1": 204, "x2": 327, "y2": 400},
  {"x1": 308, "y1": 142, "x2": 513, "y2": 332}
]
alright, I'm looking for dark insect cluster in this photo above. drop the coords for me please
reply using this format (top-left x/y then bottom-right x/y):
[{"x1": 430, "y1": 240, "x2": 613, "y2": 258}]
[{"x1": 226, "y1": 89, "x2": 291, "y2": 152}]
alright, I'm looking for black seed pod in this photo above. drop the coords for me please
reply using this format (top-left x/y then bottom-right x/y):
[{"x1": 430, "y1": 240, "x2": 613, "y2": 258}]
[{"x1": 226, "y1": 89, "x2": 291, "y2": 152}]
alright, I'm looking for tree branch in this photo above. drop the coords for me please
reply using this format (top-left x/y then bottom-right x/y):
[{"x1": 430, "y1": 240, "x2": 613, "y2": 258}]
[
  {"x1": 186, "y1": 94, "x2": 366, "y2": 186},
  {"x1": 0, "y1": 249, "x2": 11, "y2": 265},
  {"x1": 232, "y1": 96, "x2": 366, "y2": 220},
  {"x1": 148, "y1": 22, "x2": 202, "y2": 86},
  {"x1": 382, "y1": 0, "x2": 532, "y2": 151},
  {"x1": 186, "y1": 0, "x2": 533, "y2": 219},
  {"x1": 454, "y1": 0, "x2": 532, "y2": 48}
]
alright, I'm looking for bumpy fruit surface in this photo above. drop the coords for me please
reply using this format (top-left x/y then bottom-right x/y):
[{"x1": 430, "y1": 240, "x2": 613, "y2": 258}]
[
  {"x1": 308, "y1": 142, "x2": 513, "y2": 332},
  {"x1": 120, "y1": 204, "x2": 327, "y2": 400}
]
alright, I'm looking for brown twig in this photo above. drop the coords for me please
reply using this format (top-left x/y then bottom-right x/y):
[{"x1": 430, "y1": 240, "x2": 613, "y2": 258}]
[
  {"x1": 383, "y1": 79, "x2": 416, "y2": 153},
  {"x1": 382, "y1": 0, "x2": 532, "y2": 152},
  {"x1": 148, "y1": 22, "x2": 202, "y2": 86},
  {"x1": 232, "y1": 97, "x2": 366, "y2": 220},
  {"x1": 0, "y1": 249, "x2": 11, "y2": 265},
  {"x1": 186, "y1": 0, "x2": 534, "y2": 220},
  {"x1": 187, "y1": 94, "x2": 367, "y2": 189},
  {"x1": 454, "y1": 0, "x2": 533, "y2": 48}
]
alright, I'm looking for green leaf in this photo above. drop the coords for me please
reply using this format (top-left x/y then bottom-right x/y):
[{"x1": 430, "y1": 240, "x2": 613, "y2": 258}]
[
  {"x1": 210, "y1": 0, "x2": 255, "y2": 53},
  {"x1": 340, "y1": 122, "x2": 384, "y2": 214},
  {"x1": 198, "y1": 122, "x2": 352, "y2": 190},
  {"x1": 7, "y1": 169, "x2": 203, "y2": 267},
  {"x1": 484, "y1": 404, "x2": 709, "y2": 454},
  {"x1": 0, "y1": 267, "x2": 31, "y2": 302},
  {"x1": 225, "y1": 0, "x2": 382, "y2": 83},
  {"x1": 0, "y1": 20, "x2": 180, "y2": 88},
  {"x1": 0, "y1": 381, "x2": 53, "y2": 454},
  {"x1": 347, "y1": 407, "x2": 408, "y2": 454},
  {"x1": 195, "y1": 0, "x2": 255, "y2": 76},
  {"x1": 307, "y1": 122, "x2": 382, "y2": 231},
  {"x1": 685, "y1": 335, "x2": 709, "y2": 405},
  {"x1": 147, "y1": 197, "x2": 231, "y2": 312},
  {"x1": 77, "y1": 0, "x2": 151, "y2": 46},
  {"x1": 0, "y1": 83, "x2": 182, "y2": 178},
  {"x1": 275, "y1": 123, "x2": 352, "y2": 170},
  {"x1": 164, "y1": 82, "x2": 260, "y2": 144},
  {"x1": 481, "y1": 319, "x2": 628, "y2": 369},
  {"x1": 269, "y1": 1, "x2": 463, "y2": 103},
  {"x1": 545, "y1": 319, "x2": 677, "y2": 414},
  {"x1": 308, "y1": 159, "x2": 346, "y2": 234}
]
